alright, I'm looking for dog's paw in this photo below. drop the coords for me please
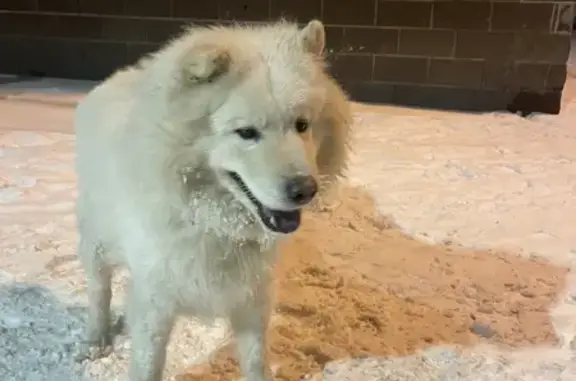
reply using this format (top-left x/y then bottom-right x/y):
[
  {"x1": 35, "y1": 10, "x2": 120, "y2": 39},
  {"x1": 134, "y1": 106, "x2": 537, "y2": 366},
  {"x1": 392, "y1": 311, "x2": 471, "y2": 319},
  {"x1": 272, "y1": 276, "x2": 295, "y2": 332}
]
[
  {"x1": 75, "y1": 315, "x2": 127, "y2": 362},
  {"x1": 74, "y1": 337, "x2": 114, "y2": 362}
]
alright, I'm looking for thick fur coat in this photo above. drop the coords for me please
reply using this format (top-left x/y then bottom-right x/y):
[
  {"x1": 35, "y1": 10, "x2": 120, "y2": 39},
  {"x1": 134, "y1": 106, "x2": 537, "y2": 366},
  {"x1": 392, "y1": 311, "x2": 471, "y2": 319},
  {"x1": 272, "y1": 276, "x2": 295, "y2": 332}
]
[{"x1": 74, "y1": 19, "x2": 352, "y2": 381}]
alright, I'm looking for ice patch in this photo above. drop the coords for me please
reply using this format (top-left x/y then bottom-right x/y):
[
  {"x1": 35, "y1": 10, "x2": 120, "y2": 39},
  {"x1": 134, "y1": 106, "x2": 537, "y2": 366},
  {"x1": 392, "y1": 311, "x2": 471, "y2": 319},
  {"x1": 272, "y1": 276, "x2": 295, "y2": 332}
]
[
  {"x1": 0, "y1": 131, "x2": 55, "y2": 148},
  {"x1": 0, "y1": 187, "x2": 21, "y2": 204},
  {"x1": 12, "y1": 176, "x2": 37, "y2": 189}
]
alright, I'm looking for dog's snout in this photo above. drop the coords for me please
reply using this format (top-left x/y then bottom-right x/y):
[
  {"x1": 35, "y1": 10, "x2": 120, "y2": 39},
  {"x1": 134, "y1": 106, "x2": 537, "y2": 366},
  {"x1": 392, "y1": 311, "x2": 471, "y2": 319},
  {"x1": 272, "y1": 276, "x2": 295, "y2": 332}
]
[{"x1": 285, "y1": 175, "x2": 318, "y2": 205}]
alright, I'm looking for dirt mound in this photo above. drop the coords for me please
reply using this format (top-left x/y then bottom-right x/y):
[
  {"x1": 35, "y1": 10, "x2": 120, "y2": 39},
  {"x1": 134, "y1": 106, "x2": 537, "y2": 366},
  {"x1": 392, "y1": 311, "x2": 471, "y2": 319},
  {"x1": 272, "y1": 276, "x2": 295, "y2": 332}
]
[{"x1": 177, "y1": 186, "x2": 567, "y2": 381}]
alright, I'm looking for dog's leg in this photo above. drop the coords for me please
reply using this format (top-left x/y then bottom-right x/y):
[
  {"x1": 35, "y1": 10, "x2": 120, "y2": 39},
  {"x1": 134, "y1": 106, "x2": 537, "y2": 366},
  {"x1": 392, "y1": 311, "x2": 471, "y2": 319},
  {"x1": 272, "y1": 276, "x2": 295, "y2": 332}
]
[
  {"x1": 76, "y1": 238, "x2": 114, "y2": 361},
  {"x1": 126, "y1": 283, "x2": 175, "y2": 381},
  {"x1": 230, "y1": 295, "x2": 273, "y2": 381}
]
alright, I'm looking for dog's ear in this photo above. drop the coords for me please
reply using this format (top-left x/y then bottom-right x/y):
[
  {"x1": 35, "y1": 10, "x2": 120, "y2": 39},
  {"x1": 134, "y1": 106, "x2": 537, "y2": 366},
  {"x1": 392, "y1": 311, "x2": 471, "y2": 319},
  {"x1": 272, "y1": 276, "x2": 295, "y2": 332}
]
[
  {"x1": 300, "y1": 20, "x2": 325, "y2": 56},
  {"x1": 315, "y1": 77, "x2": 353, "y2": 189},
  {"x1": 179, "y1": 43, "x2": 232, "y2": 85}
]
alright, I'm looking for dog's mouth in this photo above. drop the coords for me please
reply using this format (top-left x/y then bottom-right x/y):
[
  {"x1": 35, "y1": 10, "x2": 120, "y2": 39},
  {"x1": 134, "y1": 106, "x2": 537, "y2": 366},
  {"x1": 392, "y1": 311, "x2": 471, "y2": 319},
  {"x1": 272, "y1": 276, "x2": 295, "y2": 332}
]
[{"x1": 227, "y1": 171, "x2": 301, "y2": 234}]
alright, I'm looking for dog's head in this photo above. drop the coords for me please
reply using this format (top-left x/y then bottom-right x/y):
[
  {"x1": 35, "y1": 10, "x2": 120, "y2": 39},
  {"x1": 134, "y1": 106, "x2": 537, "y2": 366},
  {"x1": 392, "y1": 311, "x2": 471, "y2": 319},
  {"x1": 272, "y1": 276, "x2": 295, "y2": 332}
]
[{"x1": 157, "y1": 20, "x2": 351, "y2": 235}]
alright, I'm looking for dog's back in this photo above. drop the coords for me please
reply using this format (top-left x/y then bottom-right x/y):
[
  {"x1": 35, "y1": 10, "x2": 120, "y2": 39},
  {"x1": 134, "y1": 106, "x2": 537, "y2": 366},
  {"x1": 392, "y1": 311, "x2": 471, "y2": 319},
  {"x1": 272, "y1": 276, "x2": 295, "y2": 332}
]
[{"x1": 75, "y1": 66, "x2": 137, "y2": 258}]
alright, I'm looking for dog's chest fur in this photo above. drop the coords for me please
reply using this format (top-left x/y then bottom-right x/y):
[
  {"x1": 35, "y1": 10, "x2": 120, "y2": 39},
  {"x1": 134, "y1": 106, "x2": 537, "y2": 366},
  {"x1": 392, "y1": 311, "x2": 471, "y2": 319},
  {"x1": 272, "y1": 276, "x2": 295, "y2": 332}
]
[
  {"x1": 121, "y1": 198, "x2": 280, "y2": 321},
  {"x1": 173, "y1": 231, "x2": 277, "y2": 318}
]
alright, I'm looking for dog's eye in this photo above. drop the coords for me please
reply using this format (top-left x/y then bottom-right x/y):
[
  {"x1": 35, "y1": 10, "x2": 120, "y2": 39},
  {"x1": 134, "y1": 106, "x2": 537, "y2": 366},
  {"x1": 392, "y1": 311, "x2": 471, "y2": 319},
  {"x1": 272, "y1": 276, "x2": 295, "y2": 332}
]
[
  {"x1": 295, "y1": 118, "x2": 309, "y2": 133},
  {"x1": 234, "y1": 127, "x2": 261, "y2": 141}
]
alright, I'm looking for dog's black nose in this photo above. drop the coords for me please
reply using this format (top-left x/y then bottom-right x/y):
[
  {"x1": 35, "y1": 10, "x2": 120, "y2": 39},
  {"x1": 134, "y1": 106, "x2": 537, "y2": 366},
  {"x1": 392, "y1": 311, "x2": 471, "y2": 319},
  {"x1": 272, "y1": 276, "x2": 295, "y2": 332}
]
[{"x1": 285, "y1": 175, "x2": 318, "y2": 205}]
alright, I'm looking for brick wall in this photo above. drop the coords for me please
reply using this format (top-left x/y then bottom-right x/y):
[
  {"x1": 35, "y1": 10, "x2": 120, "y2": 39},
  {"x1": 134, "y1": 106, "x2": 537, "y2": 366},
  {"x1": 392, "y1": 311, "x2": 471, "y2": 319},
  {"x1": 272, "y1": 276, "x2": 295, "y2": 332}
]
[{"x1": 0, "y1": 0, "x2": 574, "y2": 114}]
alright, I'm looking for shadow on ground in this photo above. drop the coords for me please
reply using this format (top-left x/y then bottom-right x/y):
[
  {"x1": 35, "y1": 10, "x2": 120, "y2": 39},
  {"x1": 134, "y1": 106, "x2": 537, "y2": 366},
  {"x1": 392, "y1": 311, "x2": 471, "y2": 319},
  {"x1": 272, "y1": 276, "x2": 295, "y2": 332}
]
[
  {"x1": 178, "y1": 185, "x2": 568, "y2": 381},
  {"x1": 0, "y1": 282, "x2": 90, "y2": 381}
]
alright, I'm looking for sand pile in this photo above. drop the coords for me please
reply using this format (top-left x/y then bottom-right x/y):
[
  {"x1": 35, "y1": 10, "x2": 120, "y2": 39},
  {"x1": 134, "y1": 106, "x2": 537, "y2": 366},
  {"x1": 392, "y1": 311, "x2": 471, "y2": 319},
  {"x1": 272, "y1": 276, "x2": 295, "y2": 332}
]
[{"x1": 178, "y1": 186, "x2": 567, "y2": 381}]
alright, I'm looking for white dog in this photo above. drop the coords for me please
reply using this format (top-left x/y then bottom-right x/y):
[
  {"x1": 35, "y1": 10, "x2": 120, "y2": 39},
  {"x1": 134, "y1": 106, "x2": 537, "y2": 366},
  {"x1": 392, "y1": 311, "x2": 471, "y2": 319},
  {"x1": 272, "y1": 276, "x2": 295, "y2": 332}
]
[{"x1": 74, "y1": 19, "x2": 351, "y2": 381}]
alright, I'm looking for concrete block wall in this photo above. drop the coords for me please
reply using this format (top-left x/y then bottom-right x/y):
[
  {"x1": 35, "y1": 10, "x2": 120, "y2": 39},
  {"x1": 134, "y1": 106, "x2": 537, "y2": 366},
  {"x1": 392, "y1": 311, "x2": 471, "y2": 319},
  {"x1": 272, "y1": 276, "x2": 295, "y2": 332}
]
[{"x1": 0, "y1": 0, "x2": 574, "y2": 113}]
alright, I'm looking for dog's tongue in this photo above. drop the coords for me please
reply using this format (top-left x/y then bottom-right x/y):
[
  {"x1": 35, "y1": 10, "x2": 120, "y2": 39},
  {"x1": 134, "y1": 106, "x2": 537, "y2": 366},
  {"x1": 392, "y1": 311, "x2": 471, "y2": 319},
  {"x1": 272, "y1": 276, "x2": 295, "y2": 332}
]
[{"x1": 268, "y1": 209, "x2": 301, "y2": 234}]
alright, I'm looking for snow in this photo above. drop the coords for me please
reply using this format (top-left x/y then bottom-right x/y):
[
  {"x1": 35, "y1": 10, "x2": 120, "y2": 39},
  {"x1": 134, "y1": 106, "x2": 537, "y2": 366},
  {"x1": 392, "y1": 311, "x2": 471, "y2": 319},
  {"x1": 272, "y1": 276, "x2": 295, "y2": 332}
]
[{"x1": 1, "y1": 45, "x2": 576, "y2": 379}]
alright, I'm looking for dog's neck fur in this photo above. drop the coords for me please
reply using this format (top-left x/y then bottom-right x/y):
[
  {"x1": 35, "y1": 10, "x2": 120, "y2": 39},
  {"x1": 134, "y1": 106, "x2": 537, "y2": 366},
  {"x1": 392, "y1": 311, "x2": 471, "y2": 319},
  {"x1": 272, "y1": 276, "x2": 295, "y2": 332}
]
[{"x1": 179, "y1": 166, "x2": 279, "y2": 249}]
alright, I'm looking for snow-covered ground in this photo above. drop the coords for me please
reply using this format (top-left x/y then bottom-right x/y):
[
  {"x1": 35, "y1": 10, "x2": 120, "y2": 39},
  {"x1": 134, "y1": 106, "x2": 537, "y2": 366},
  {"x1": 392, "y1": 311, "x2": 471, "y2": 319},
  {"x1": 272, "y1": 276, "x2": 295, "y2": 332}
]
[{"x1": 1, "y1": 42, "x2": 576, "y2": 380}]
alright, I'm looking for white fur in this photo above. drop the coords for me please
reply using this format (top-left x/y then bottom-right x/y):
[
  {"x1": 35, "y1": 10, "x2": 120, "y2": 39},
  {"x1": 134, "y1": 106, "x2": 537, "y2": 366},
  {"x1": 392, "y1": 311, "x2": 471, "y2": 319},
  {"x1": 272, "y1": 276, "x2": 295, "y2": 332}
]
[{"x1": 74, "y1": 19, "x2": 352, "y2": 381}]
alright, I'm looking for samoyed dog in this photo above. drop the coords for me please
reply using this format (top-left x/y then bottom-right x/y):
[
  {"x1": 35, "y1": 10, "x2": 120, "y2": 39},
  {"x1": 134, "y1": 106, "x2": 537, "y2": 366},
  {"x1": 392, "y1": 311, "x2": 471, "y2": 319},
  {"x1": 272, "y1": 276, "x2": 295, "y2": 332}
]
[{"x1": 74, "y1": 19, "x2": 351, "y2": 381}]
